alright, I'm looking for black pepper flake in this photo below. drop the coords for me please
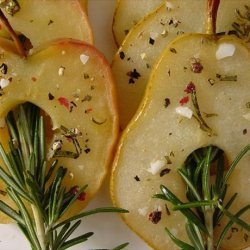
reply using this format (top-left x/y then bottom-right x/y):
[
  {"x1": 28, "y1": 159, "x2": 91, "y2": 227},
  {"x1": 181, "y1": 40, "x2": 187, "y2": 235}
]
[
  {"x1": 119, "y1": 51, "x2": 125, "y2": 60},
  {"x1": 0, "y1": 63, "x2": 8, "y2": 74},
  {"x1": 165, "y1": 204, "x2": 171, "y2": 216},
  {"x1": 127, "y1": 69, "x2": 141, "y2": 84},
  {"x1": 48, "y1": 93, "x2": 55, "y2": 100},
  {"x1": 170, "y1": 48, "x2": 177, "y2": 53},
  {"x1": 149, "y1": 37, "x2": 155, "y2": 45},
  {"x1": 129, "y1": 78, "x2": 135, "y2": 84},
  {"x1": 84, "y1": 148, "x2": 91, "y2": 154},
  {"x1": 164, "y1": 98, "x2": 171, "y2": 108},
  {"x1": 160, "y1": 168, "x2": 171, "y2": 177},
  {"x1": 246, "y1": 102, "x2": 250, "y2": 108},
  {"x1": 84, "y1": 73, "x2": 90, "y2": 79},
  {"x1": 48, "y1": 20, "x2": 54, "y2": 25},
  {"x1": 244, "y1": 233, "x2": 249, "y2": 242},
  {"x1": 168, "y1": 69, "x2": 171, "y2": 76},
  {"x1": 243, "y1": 129, "x2": 247, "y2": 135},
  {"x1": 146, "y1": 63, "x2": 151, "y2": 69},
  {"x1": 134, "y1": 175, "x2": 140, "y2": 181},
  {"x1": 148, "y1": 210, "x2": 162, "y2": 224}
]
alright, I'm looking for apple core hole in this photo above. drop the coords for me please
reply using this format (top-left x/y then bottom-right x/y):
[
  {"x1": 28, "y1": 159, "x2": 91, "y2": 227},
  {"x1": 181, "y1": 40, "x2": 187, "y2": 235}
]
[
  {"x1": 3, "y1": 102, "x2": 54, "y2": 147},
  {"x1": 183, "y1": 145, "x2": 229, "y2": 185}
]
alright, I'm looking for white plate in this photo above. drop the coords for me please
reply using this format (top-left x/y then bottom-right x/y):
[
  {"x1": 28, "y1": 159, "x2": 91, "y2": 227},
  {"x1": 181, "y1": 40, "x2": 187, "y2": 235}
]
[{"x1": 0, "y1": 1, "x2": 151, "y2": 249}]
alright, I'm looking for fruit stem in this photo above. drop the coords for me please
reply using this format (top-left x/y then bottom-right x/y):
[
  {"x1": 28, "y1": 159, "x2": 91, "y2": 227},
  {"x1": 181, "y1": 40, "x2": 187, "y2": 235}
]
[
  {"x1": 0, "y1": 9, "x2": 26, "y2": 57},
  {"x1": 31, "y1": 204, "x2": 47, "y2": 250},
  {"x1": 206, "y1": 0, "x2": 220, "y2": 35}
]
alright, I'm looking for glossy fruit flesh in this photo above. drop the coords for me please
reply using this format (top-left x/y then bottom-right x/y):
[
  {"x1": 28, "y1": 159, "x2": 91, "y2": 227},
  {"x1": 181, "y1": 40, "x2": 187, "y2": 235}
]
[
  {"x1": 0, "y1": 38, "x2": 118, "y2": 222},
  {"x1": 111, "y1": 34, "x2": 250, "y2": 250}
]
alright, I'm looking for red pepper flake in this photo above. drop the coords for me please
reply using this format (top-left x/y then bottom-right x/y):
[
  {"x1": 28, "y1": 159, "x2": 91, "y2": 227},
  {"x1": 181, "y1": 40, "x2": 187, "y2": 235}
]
[
  {"x1": 179, "y1": 96, "x2": 189, "y2": 105},
  {"x1": 85, "y1": 108, "x2": 93, "y2": 114},
  {"x1": 148, "y1": 210, "x2": 162, "y2": 224},
  {"x1": 58, "y1": 97, "x2": 70, "y2": 111},
  {"x1": 31, "y1": 77, "x2": 37, "y2": 82},
  {"x1": 70, "y1": 186, "x2": 86, "y2": 201},
  {"x1": 184, "y1": 82, "x2": 196, "y2": 94},
  {"x1": 191, "y1": 62, "x2": 203, "y2": 73}
]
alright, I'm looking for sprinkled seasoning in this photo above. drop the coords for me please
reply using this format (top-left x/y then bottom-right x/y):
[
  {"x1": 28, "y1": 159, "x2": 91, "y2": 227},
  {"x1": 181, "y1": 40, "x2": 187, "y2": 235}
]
[
  {"x1": 0, "y1": 63, "x2": 8, "y2": 74},
  {"x1": 170, "y1": 48, "x2": 177, "y2": 53},
  {"x1": 184, "y1": 82, "x2": 196, "y2": 94},
  {"x1": 84, "y1": 73, "x2": 89, "y2": 79},
  {"x1": 160, "y1": 168, "x2": 171, "y2": 177},
  {"x1": 0, "y1": 78, "x2": 10, "y2": 89},
  {"x1": 82, "y1": 94, "x2": 92, "y2": 102},
  {"x1": 148, "y1": 210, "x2": 162, "y2": 224},
  {"x1": 134, "y1": 175, "x2": 140, "y2": 181},
  {"x1": 85, "y1": 108, "x2": 93, "y2": 114},
  {"x1": 140, "y1": 52, "x2": 146, "y2": 60},
  {"x1": 70, "y1": 186, "x2": 86, "y2": 201},
  {"x1": 208, "y1": 78, "x2": 215, "y2": 86},
  {"x1": 149, "y1": 37, "x2": 155, "y2": 45},
  {"x1": 92, "y1": 117, "x2": 107, "y2": 125},
  {"x1": 243, "y1": 129, "x2": 247, "y2": 135},
  {"x1": 84, "y1": 148, "x2": 91, "y2": 154},
  {"x1": 164, "y1": 98, "x2": 171, "y2": 108},
  {"x1": 58, "y1": 97, "x2": 70, "y2": 111},
  {"x1": 216, "y1": 74, "x2": 237, "y2": 81},
  {"x1": 190, "y1": 58, "x2": 203, "y2": 73},
  {"x1": 161, "y1": 30, "x2": 168, "y2": 38},
  {"x1": 80, "y1": 54, "x2": 89, "y2": 65},
  {"x1": 0, "y1": 0, "x2": 20, "y2": 16},
  {"x1": 58, "y1": 66, "x2": 65, "y2": 76},
  {"x1": 246, "y1": 102, "x2": 250, "y2": 108},
  {"x1": 165, "y1": 204, "x2": 171, "y2": 216},
  {"x1": 179, "y1": 96, "x2": 189, "y2": 105},
  {"x1": 127, "y1": 69, "x2": 141, "y2": 84},
  {"x1": 48, "y1": 19, "x2": 54, "y2": 25},
  {"x1": 31, "y1": 77, "x2": 37, "y2": 82},
  {"x1": 48, "y1": 93, "x2": 55, "y2": 100},
  {"x1": 175, "y1": 106, "x2": 193, "y2": 119},
  {"x1": 119, "y1": 51, "x2": 125, "y2": 60}
]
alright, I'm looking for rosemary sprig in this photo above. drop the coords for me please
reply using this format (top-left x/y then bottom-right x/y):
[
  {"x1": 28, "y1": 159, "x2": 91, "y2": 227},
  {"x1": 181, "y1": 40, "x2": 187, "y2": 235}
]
[
  {"x1": 155, "y1": 145, "x2": 250, "y2": 250},
  {"x1": 0, "y1": 103, "x2": 128, "y2": 250}
]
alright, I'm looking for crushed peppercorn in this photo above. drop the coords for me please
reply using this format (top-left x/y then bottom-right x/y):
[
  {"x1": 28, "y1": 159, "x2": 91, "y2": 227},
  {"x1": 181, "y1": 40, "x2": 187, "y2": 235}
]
[{"x1": 148, "y1": 210, "x2": 162, "y2": 224}]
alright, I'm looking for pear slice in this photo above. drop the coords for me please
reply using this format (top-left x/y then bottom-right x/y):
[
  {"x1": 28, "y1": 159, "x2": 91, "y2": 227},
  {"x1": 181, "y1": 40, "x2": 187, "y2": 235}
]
[
  {"x1": 111, "y1": 34, "x2": 250, "y2": 250},
  {"x1": 112, "y1": 0, "x2": 163, "y2": 45},
  {"x1": 112, "y1": 0, "x2": 250, "y2": 129},
  {"x1": 0, "y1": 37, "x2": 118, "y2": 223},
  {"x1": 0, "y1": 0, "x2": 93, "y2": 47}
]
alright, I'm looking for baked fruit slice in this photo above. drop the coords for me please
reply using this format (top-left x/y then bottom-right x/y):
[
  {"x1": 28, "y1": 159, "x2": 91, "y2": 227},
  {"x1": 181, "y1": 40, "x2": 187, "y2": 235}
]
[
  {"x1": 112, "y1": 0, "x2": 250, "y2": 129},
  {"x1": 0, "y1": 37, "x2": 118, "y2": 222},
  {"x1": 112, "y1": 0, "x2": 162, "y2": 45},
  {"x1": 111, "y1": 27, "x2": 250, "y2": 250},
  {"x1": 0, "y1": 0, "x2": 93, "y2": 47}
]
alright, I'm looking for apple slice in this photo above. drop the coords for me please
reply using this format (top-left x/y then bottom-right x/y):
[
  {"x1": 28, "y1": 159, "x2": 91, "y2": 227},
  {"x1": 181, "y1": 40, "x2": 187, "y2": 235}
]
[
  {"x1": 0, "y1": 37, "x2": 118, "y2": 223},
  {"x1": 112, "y1": 0, "x2": 163, "y2": 45},
  {"x1": 0, "y1": 0, "x2": 93, "y2": 47},
  {"x1": 112, "y1": 0, "x2": 250, "y2": 129},
  {"x1": 111, "y1": 33, "x2": 250, "y2": 250}
]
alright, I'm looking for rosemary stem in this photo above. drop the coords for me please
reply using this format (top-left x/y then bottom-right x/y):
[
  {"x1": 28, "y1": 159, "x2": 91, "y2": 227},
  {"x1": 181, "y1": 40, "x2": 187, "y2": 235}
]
[
  {"x1": 31, "y1": 204, "x2": 46, "y2": 250},
  {"x1": 204, "y1": 206, "x2": 214, "y2": 250}
]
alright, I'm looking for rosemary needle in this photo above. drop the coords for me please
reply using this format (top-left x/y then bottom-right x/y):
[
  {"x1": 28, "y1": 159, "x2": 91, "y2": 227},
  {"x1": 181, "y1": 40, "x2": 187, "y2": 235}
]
[
  {"x1": 0, "y1": 103, "x2": 128, "y2": 250},
  {"x1": 155, "y1": 146, "x2": 250, "y2": 250}
]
